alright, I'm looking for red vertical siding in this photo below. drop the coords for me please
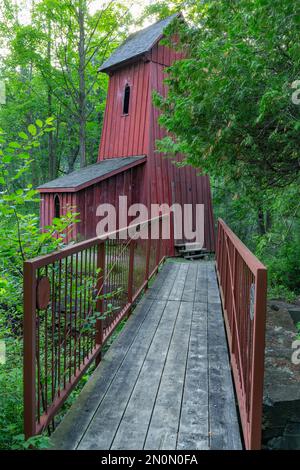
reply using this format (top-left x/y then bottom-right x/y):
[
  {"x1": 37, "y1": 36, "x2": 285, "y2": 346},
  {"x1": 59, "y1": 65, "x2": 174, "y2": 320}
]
[
  {"x1": 97, "y1": 39, "x2": 215, "y2": 251},
  {"x1": 150, "y1": 40, "x2": 184, "y2": 66},
  {"x1": 98, "y1": 61, "x2": 151, "y2": 159},
  {"x1": 40, "y1": 34, "x2": 215, "y2": 251},
  {"x1": 39, "y1": 165, "x2": 146, "y2": 242},
  {"x1": 148, "y1": 55, "x2": 215, "y2": 251}
]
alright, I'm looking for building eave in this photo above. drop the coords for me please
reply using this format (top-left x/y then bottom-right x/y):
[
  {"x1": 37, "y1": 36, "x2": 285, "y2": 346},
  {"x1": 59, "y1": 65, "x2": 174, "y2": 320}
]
[{"x1": 38, "y1": 156, "x2": 147, "y2": 193}]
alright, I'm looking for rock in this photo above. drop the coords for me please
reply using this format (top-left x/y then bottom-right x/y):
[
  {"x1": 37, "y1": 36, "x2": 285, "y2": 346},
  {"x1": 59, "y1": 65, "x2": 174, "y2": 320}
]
[
  {"x1": 265, "y1": 419, "x2": 300, "y2": 450},
  {"x1": 263, "y1": 300, "x2": 300, "y2": 449},
  {"x1": 266, "y1": 436, "x2": 284, "y2": 450},
  {"x1": 287, "y1": 307, "x2": 300, "y2": 327},
  {"x1": 270, "y1": 303, "x2": 280, "y2": 311}
]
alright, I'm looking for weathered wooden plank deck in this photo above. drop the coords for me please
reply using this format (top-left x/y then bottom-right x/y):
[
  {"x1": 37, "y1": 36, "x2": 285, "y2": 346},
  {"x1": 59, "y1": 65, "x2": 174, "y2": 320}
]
[{"x1": 51, "y1": 260, "x2": 242, "y2": 450}]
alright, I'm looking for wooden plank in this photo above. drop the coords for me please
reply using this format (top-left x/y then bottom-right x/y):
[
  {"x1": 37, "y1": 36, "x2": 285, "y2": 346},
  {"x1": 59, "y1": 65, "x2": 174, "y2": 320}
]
[
  {"x1": 111, "y1": 300, "x2": 182, "y2": 450},
  {"x1": 206, "y1": 263, "x2": 242, "y2": 450},
  {"x1": 144, "y1": 301, "x2": 193, "y2": 450},
  {"x1": 51, "y1": 296, "x2": 156, "y2": 449},
  {"x1": 194, "y1": 262, "x2": 208, "y2": 303},
  {"x1": 77, "y1": 300, "x2": 172, "y2": 449},
  {"x1": 168, "y1": 263, "x2": 189, "y2": 301},
  {"x1": 177, "y1": 301, "x2": 209, "y2": 450},
  {"x1": 181, "y1": 263, "x2": 197, "y2": 302},
  {"x1": 51, "y1": 260, "x2": 242, "y2": 451},
  {"x1": 147, "y1": 262, "x2": 179, "y2": 300}
]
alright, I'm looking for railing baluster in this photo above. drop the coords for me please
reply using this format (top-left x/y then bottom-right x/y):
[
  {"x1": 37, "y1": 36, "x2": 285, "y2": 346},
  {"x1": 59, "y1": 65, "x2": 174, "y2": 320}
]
[
  {"x1": 145, "y1": 224, "x2": 151, "y2": 284},
  {"x1": 83, "y1": 249, "x2": 87, "y2": 360},
  {"x1": 23, "y1": 261, "x2": 37, "y2": 439},
  {"x1": 156, "y1": 217, "x2": 161, "y2": 268},
  {"x1": 74, "y1": 253, "x2": 79, "y2": 375},
  {"x1": 58, "y1": 260, "x2": 62, "y2": 395},
  {"x1": 69, "y1": 254, "x2": 73, "y2": 382},
  {"x1": 249, "y1": 267, "x2": 267, "y2": 449},
  {"x1": 95, "y1": 242, "x2": 105, "y2": 366},
  {"x1": 51, "y1": 264, "x2": 55, "y2": 402},
  {"x1": 89, "y1": 247, "x2": 93, "y2": 354},
  {"x1": 44, "y1": 273, "x2": 48, "y2": 413},
  {"x1": 78, "y1": 253, "x2": 83, "y2": 370},
  {"x1": 127, "y1": 240, "x2": 135, "y2": 309},
  {"x1": 63, "y1": 258, "x2": 68, "y2": 389}
]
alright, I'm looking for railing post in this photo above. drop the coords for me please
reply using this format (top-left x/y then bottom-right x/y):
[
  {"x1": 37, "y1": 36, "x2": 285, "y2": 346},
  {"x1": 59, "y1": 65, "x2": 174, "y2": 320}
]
[
  {"x1": 23, "y1": 261, "x2": 37, "y2": 439},
  {"x1": 169, "y1": 210, "x2": 175, "y2": 257},
  {"x1": 249, "y1": 267, "x2": 267, "y2": 449},
  {"x1": 144, "y1": 224, "x2": 151, "y2": 286},
  {"x1": 95, "y1": 242, "x2": 105, "y2": 366},
  {"x1": 156, "y1": 217, "x2": 161, "y2": 268},
  {"x1": 127, "y1": 240, "x2": 135, "y2": 312},
  {"x1": 231, "y1": 247, "x2": 237, "y2": 353},
  {"x1": 216, "y1": 221, "x2": 220, "y2": 264}
]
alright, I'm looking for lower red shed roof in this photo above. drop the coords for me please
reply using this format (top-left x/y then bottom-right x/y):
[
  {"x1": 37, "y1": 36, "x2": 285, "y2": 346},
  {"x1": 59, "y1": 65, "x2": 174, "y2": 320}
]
[{"x1": 37, "y1": 155, "x2": 146, "y2": 193}]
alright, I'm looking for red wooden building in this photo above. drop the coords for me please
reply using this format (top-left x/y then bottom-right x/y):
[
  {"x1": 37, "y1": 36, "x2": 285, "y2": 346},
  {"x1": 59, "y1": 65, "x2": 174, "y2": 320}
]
[{"x1": 38, "y1": 13, "x2": 215, "y2": 252}]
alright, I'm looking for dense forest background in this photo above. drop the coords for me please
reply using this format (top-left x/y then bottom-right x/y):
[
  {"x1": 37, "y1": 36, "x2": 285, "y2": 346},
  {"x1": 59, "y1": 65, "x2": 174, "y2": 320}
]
[{"x1": 0, "y1": 0, "x2": 299, "y2": 449}]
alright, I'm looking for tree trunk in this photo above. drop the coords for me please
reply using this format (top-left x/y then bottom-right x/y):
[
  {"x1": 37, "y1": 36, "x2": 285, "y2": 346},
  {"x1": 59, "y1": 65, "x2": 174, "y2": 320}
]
[
  {"x1": 47, "y1": 19, "x2": 56, "y2": 179},
  {"x1": 266, "y1": 209, "x2": 272, "y2": 232},
  {"x1": 257, "y1": 207, "x2": 266, "y2": 235},
  {"x1": 68, "y1": 146, "x2": 80, "y2": 173},
  {"x1": 78, "y1": 1, "x2": 86, "y2": 168}
]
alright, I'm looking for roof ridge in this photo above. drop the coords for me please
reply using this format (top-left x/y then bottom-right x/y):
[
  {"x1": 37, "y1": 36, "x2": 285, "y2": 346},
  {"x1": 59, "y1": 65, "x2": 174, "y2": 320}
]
[{"x1": 99, "y1": 12, "x2": 182, "y2": 73}]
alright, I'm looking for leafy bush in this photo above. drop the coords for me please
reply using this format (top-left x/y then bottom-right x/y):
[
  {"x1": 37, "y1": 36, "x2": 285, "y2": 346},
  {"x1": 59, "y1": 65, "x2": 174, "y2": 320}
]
[{"x1": 0, "y1": 120, "x2": 79, "y2": 449}]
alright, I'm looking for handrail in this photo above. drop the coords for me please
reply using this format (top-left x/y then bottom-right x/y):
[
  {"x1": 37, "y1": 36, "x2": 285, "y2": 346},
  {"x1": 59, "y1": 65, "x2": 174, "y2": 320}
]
[
  {"x1": 23, "y1": 215, "x2": 168, "y2": 439},
  {"x1": 217, "y1": 219, "x2": 266, "y2": 274},
  {"x1": 216, "y1": 218, "x2": 267, "y2": 450},
  {"x1": 26, "y1": 215, "x2": 167, "y2": 269}
]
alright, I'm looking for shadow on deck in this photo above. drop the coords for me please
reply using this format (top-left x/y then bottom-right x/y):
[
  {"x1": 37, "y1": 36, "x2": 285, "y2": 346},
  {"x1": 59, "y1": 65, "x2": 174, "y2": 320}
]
[{"x1": 51, "y1": 259, "x2": 242, "y2": 450}]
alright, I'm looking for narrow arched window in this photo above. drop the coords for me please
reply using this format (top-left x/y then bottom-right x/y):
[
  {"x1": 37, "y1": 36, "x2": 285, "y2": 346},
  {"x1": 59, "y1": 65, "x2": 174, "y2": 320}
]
[
  {"x1": 123, "y1": 84, "x2": 130, "y2": 114},
  {"x1": 54, "y1": 194, "x2": 61, "y2": 219}
]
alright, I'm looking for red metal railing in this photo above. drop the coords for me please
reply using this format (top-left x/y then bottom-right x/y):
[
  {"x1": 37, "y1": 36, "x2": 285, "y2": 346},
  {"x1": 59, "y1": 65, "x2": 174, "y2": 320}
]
[
  {"x1": 23, "y1": 215, "x2": 167, "y2": 439},
  {"x1": 216, "y1": 219, "x2": 267, "y2": 450}
]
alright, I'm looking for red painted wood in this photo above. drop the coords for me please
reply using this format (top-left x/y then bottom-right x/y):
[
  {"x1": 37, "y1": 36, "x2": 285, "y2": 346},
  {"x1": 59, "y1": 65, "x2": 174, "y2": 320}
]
[
  {"x1": 98, "y1": 61, "x2": 151, "y2": 159},
  {"x1": 216, "y1": 219, "x2": 267, "y2": 449},
  {"x1": 39, "y1": 29, "x2": 215, "y2": 252},
  {"x1": 148, "y1": 60, "x2": 215, "y2": 251}
]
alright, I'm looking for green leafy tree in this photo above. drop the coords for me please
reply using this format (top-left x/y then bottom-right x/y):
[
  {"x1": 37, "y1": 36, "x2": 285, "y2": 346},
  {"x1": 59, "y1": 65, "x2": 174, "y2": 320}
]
[
  {"x1": 0, "y1": 0, "x2": 132, "y2": 182},
  {"x1": 155, "y1": 0, "x2": 300, "y2": 197},
  {"x1": 150, "y1": 0, "x2": 300, "y2": 297}
]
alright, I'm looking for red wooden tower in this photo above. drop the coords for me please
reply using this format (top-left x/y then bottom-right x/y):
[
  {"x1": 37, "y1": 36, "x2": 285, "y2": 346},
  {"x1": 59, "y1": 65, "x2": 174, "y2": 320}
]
[{"x1": 38, "y1": 14, "x2": 215, "y2": 252}]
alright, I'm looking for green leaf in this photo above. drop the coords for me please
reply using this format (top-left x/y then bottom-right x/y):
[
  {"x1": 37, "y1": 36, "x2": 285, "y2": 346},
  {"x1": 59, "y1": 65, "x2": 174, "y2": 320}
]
[
  {"x1": 45, "y1": 117, "x2": 55, "y2": 124},
  {"x1": 36, "y1": 119, "x2": 43, "y2": 128},
  {"x1": 18, "y1": 152, "x2": 30, "y2": 159},
  {"x1": 18, "y1": 132, "x2": 28, "y2": 140},
  {"x1": 28, "y1": 124, "x2": 37, "y2": 136},
  {"x1": 8, "y1": 142, "x2": 21, "y2": 149},
  {"x1": 2, "y1": 155, "x2": 12, "y2": 163}
]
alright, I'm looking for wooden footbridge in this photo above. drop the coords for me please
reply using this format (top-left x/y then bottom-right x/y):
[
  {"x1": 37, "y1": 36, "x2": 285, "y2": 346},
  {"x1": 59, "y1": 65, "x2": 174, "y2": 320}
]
[{"x1": 23, "y1": 217, "x2": 267, "y2": 450}]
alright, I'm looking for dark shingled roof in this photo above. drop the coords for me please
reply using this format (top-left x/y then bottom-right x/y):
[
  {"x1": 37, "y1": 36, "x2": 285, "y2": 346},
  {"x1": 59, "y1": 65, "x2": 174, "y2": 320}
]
[
  {"x1": 99, "y1": 13, "x2": 181, "y2": 73},
  {"x1": 37, "y1": 156, "x2": 146, "y2": 192}
]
